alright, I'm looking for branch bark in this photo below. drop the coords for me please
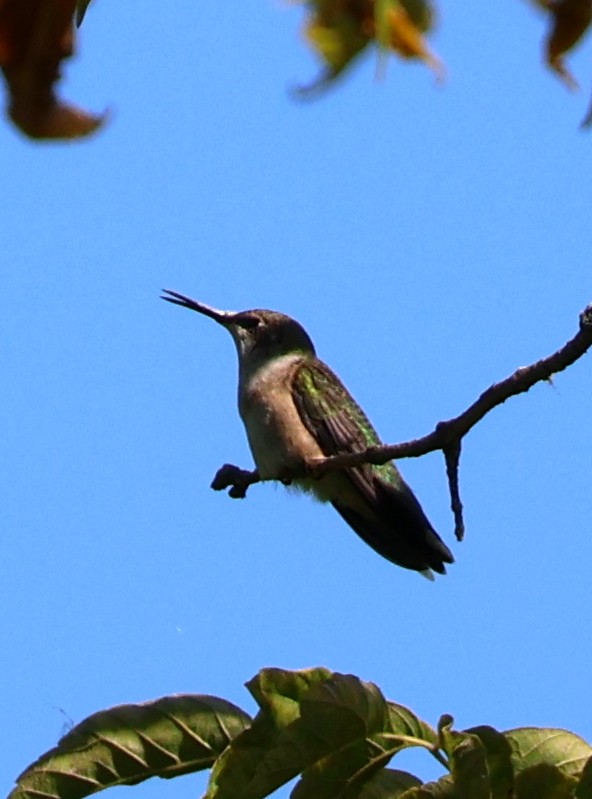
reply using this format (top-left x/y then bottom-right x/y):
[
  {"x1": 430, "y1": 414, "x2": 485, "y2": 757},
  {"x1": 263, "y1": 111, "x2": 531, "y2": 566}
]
[{"x1": 212, "y1": 303, "x2": 592, "y2": 541}]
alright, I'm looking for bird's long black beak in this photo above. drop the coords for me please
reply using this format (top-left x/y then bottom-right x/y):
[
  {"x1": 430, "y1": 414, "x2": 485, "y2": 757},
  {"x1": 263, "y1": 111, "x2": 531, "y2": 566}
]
[{"x1": 161, "y1": 289, "x2": 231, "y2": 326}]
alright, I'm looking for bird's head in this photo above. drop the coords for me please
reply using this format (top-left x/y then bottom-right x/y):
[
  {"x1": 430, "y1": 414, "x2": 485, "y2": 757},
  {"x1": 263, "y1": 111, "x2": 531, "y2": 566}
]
[{"x1": 162, "y1": 290, "x2": 316, "y2": 366}]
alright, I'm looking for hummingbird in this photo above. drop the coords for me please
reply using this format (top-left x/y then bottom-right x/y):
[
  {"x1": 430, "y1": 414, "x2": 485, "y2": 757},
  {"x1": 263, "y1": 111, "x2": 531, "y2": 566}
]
[{"x1": 162, "y1": 289, "x2": 454, "y2": 579}]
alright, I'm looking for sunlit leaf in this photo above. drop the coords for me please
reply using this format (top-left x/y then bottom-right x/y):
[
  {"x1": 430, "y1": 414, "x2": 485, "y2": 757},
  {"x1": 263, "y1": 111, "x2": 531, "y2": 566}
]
[
  {"x1": 205, "y1": 667, "x2": 333, "y2": 799},
  {"x1": 9, "y1": 695, "x2": 251, "y2": 799},
  {"x1": 10, "y1": 670, "x2": 592, "y2": 799},
  {"x1": 207, "y1": 670, "x2": 435, "y2": 799},
  {"x1": 506, "y1": 727, "x2": 591, "y2": 777},
  {"x1": 247, "y1": 666, "x2": 333, "y2": 728}
]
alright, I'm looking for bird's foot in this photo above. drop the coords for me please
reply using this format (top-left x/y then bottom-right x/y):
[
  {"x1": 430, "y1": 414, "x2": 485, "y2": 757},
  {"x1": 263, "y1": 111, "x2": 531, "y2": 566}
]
[
  {"x1": 211, "y1": 464, "x2": 260, "y2": 499},
  {"x1": 302, "y1": 457, "x2": 328, "y2": 480},
  {"x1": 278, "y1": 460, "x2": 325, "y2": 484}
]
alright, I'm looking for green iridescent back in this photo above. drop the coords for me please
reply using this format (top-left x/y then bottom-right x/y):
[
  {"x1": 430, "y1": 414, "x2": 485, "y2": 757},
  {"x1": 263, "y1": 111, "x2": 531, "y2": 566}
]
[{"x1": 292, "y1": 358, "x2": 403, "y2": 486}]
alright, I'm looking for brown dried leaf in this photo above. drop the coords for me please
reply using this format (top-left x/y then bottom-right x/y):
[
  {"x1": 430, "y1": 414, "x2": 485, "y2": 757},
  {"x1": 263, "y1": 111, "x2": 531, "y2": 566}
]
[
  {"x1": 544, "y1": 0, "x2": 592, "y2": 89},
  {"x1": 0, "y1": 0, "x2": 104, "y2": 140}
]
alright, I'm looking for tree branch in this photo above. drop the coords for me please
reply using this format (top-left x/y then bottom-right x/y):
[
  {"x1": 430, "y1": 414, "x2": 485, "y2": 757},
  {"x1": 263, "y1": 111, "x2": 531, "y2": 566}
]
[
  {"x1": 212, "y1": 304, "x2": 592, "y2": 540},
  {"x1": 211, "y1": 464, "x2": 260, "y2": 499}
]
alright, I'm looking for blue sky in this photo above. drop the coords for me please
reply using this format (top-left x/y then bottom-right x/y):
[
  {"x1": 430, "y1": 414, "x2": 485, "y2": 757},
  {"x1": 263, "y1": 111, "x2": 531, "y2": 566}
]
[{"x1": 2, "y1": 3, "x2": 592, "y2": 797}]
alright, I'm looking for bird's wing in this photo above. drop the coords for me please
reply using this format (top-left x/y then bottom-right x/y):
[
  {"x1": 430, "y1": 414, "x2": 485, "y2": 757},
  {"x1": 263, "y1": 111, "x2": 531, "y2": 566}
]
[
  {"x1": 291, "y1": 359, "x2": 454, "y2": 574},
  {"x1": 292, "y1": 358, "x2": 383, "y2": 479}
]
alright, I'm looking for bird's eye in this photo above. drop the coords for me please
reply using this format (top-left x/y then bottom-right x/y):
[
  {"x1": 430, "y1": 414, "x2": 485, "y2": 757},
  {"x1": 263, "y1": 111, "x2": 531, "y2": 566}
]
[{"x1": 239, "y1": 314, "x2": 261, "y2": 330}]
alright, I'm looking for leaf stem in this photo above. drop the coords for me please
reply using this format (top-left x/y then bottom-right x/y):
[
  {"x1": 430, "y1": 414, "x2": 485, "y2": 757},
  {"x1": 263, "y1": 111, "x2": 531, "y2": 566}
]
[{"x1": 380, "y1": 733, "x2": 450, "y2": 771}]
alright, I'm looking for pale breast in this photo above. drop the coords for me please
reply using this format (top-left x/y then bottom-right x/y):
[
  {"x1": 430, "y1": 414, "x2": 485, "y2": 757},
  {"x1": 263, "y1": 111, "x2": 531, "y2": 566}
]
[{"x1": 238, "y1": 354, "x2": 326, "y2": 480}]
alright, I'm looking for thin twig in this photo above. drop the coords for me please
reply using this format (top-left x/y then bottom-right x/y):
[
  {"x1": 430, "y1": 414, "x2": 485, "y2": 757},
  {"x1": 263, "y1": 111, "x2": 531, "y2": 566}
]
[
  {"x1": 443, "y1": 440, "x2": 464, "y2": 541},
  {"x1": 212, "y1": 304, "x2": 592, "y2": 537},
  {"x1": 310, "y1": 303, "x2": 592, "y2": 472},
  {"x1": 380, "y1": 733, "x2": 450, "y2": 771}
]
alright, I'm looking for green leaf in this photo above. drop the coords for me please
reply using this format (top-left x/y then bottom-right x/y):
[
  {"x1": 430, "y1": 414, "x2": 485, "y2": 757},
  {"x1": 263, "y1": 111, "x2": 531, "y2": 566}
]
[
  {"x1": 76, "y1": 0, "x2": 93, "y2": 27},
  {"x1": 299, "y1": 672, "x2": 390, "y2": 747},
  {"x1": 389, "y1": 704, "x2": 438, "y2": 745},
  {"x1": 292, "y1": 740, "x2": 388, "y2": 799},
  {"x1": 205, "y1": 667, "x2": 333, "y2": 799},
  {"x1": 399, "y1": 775, "x2": 460, "y2": 798},
  {"x1": 358, "y1": 768, "x2": 422, "y2": 798},
  {"x1": 207, "y1": 670, "x2": 432, "y2": 799},
  {"x1": 305, "y1": 18, "x2": 368, "y2": 76},
  {"x1": 448, "y1": 736, "x2": 489, "y2": 799},
  {"x1": 9, "y1": 695, "x2": 251, "y2": 799},
  {"x1": 375, "y1": 0, "x2": 395, "y2": 51},
  {"x1": 514, "y1": 763, "x2": 577, "y2": 799},
  {"x1": 575, "y1": 757, "x2": 592, "y2": 799},
  {"x1": 248, "y1": 666, "x2": 332, "y2": 729},
  {"x1": 465, "y1": 726, "x2": 514, "y2": 799},
  {"x1": 399, "y1": 0, "x2": 435, "y2": 32},
  {"x1": 292, "y1": 681, "x2": 439, "y2": 799},
  {"x1": 506, "y1": 728, "x2": 592, "y2": 777},
  {"x1": 575, "y1": 755, "x2": 592, "y2": 798},
  {"x1": 437, "y1": 716, "x2": 489, "y2": 799}
]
